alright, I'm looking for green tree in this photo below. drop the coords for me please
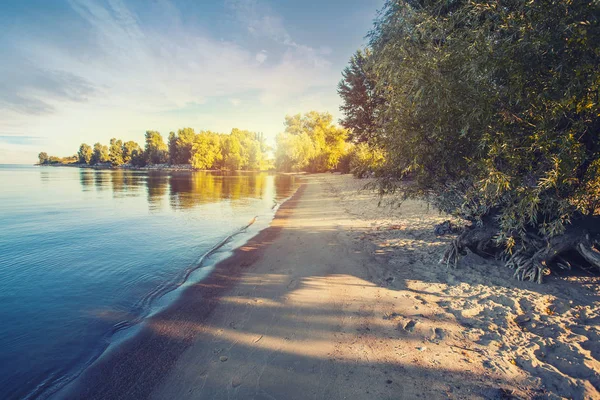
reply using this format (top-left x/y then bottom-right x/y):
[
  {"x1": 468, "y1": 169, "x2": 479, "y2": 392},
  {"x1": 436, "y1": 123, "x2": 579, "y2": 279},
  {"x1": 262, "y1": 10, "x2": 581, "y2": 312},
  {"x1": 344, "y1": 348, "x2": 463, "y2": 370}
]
[
  {"x1": 275, "y1": 131, "x2": 316, "y2": 172},
  {"x1": 175, "y1": 127, "x2": 196, "y2": 164},
  {"x1": 168, "y1": 131, "x2": 178, "y2": 164},
  {"x1": 38, "y1": 152, "x2": 49, "y2": 165},
  {"x1": 78, "y1": 143, "x2": 93, "y2": 164},
  {"x1": 362, "y1": 0, "x2": 600, "y2": 282},
  {"x1": 122, "y1": 141, "x2": 142, "y2": 164},
  {"x1": 144, "y1": 131, "x2": 168, "y2": 164},
  {"x1": 109, "y1": 138, "x2": 124, "y2": 166},
  {"x1": 276, "y1": 112, "x2": 348, "y2": 172},
  {"x1": 191, "y1": 131, "x2": 222, "y2": 170},
  {"x1": 221, "y1": 134, "x2": 243, "y2": 171},
  {"x1": 90, "y1": 142, "x2": 109, "y2": 165},
  {"x1": 338, "y1": 49, "x2": 382, "y2": 144}
]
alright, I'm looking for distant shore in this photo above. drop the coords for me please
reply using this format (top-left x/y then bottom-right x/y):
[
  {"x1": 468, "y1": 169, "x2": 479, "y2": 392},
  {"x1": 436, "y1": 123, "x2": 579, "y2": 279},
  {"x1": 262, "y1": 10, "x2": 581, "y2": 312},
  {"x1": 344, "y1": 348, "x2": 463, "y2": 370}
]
[{"x1": 36, "y1": 163, "x2": 274, "y2": 172}]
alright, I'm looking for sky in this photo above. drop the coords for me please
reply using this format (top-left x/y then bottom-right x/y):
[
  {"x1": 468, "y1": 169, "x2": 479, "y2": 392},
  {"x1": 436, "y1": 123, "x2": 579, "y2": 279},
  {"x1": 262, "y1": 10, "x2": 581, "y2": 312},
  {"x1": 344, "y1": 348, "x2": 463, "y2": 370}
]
[{"x1": 0, "y1": 0, "x2": 384, "y2": 164}]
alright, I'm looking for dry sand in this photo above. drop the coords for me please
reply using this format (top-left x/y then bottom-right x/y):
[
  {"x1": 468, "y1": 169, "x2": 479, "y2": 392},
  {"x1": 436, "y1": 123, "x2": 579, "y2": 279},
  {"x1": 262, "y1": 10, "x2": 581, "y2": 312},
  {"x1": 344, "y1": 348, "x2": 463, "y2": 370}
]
[{"x1": 62, "y1": 173, "x2": 600, "y2": 400}]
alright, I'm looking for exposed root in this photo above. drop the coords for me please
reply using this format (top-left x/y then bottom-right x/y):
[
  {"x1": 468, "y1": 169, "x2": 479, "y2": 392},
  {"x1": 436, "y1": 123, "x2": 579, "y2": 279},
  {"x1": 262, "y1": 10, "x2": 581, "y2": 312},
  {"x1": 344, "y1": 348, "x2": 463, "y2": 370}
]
[
  {"x1": 440, "y1": 239, "x2": 462, "y2": 268},
  {"x1": 439, "y1": 223, "x2": 495, "y2": 268},
  {"x1": 577, "y1": 241, "x2": 600, "y2": 272},
  {"x1": 440, "y1": 219, "x2": 600, "y2": 283},
  {"x1": 505, "y1": 247, "x2": 550, "y2": 284}
]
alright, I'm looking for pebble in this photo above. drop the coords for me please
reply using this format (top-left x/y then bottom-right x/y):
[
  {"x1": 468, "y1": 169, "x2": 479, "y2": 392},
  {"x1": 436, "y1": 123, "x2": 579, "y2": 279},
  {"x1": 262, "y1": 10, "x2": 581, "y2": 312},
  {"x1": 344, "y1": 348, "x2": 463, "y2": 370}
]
[{"x1": 220, "y1": 356, "x2": 228, "y2": 362}]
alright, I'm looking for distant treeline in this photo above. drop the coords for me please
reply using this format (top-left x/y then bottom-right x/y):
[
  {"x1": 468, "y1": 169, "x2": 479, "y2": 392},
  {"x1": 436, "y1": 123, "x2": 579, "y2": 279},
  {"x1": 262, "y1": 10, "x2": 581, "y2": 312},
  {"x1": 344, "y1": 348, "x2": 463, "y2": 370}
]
[
  {"x1": 39, "y1": 128, "x2": 271, "y2": 171},
  {"x1": 39, "y1": 112, "x2": 376, "y2": 173}
]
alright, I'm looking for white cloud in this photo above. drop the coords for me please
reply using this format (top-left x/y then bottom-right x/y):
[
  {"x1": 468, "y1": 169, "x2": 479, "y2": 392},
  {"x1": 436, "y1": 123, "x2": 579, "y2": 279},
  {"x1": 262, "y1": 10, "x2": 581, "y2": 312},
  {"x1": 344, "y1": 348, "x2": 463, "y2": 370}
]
[
  {"x1": 1, "y1": 0, "x2": 341, "y2": 163},
  {"x1": 255, "y1": 50, "x2": 268, "y2": 64}
]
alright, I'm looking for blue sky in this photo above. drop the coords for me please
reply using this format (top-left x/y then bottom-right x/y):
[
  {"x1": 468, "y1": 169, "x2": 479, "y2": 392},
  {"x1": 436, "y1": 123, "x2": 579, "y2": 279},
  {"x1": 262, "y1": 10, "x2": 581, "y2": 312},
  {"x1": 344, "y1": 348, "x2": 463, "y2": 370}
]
[{"x1": 0, "y1": 0, "x2": 383, "y2": 163}]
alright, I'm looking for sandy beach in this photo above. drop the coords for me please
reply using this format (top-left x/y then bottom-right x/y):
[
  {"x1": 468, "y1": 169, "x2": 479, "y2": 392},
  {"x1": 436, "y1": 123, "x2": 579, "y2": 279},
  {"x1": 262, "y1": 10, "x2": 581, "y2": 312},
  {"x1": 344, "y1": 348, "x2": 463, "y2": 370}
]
[{"x1": 60, "y1": 174, "x2": 600, "y2": 400}]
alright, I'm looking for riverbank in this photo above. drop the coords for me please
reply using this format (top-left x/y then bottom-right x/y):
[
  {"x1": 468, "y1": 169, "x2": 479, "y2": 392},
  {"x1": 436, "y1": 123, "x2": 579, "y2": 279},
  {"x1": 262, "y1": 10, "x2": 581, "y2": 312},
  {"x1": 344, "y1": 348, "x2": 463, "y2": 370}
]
[{"x1": 59, "y1": 174, "x2": 599, "y2": 399}]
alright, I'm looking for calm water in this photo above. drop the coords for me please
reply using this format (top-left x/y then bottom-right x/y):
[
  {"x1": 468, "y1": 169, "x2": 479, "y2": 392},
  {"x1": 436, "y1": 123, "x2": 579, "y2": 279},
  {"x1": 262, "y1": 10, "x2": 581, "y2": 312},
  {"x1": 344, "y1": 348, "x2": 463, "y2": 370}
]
[{"x1": 0, "y1": 165, "x2": 297, "y2": 399}]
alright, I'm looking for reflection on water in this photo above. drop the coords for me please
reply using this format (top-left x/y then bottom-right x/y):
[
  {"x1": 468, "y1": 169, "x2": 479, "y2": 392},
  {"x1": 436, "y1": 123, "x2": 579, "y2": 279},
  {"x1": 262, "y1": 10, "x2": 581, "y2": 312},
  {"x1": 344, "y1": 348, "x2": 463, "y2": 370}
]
[
  {"x1": 0, "y1": 166, "x2": 297, "y2": 400},
  {"x1": 79, "y1": 169, "x2": 296, "y2": 211}
]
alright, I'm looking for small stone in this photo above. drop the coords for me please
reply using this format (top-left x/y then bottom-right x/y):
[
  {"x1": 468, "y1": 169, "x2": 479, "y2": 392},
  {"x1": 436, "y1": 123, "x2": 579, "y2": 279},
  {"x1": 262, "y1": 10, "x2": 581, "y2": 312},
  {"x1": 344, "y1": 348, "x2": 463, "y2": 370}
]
[
  {"x1": 232, "y1": 376, "x2": 242, "y2": 387},
  {"x1": 386, "y1": 379, "x2": 393, "y2": 384},
  {"x1": 220, "y1": 356, "x2": 228, "y2": 362}
]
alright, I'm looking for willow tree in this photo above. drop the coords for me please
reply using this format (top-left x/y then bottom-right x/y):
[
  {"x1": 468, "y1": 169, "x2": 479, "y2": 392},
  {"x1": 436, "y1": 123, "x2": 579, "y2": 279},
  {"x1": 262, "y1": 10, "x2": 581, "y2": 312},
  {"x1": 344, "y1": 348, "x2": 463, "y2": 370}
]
[
  {"x1": 276, "y1": 112, "x2": 348, "y2": 172},
  {"x1": 365, "y1": 0, "x2": 600, "y2": 282}
]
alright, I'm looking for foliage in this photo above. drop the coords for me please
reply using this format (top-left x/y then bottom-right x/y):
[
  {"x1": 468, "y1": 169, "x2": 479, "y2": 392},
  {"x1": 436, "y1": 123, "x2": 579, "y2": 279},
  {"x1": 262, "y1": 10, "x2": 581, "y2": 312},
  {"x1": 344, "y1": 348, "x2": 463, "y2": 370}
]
[
  {"x1": 191, "y1": 131, "x2": 222, "y2": 170},
  {"x1": 90, "y1": 142, "x2": 109, "y2": 165},
  {"x1": 77, "y1": 144, "x2": 93, "y2": 164},
  {"x1": 357, "y1": 0, "x2": 600, "y2": 280},
  {"x1": 347, "y1": 143, "x2": 386, "y2": 178},
  {"x1": 169, "y1": 128, "x2": 196, "y2": 164},
  {"x1": 275, "y1": 111, "x2": 349, "y2": 172},
  {"x1": 109, "y1": 138, "x2": 124, "y2": 166},
  {"x1": 38, "y1": 152, "x2": 49, "y2": 165},
  {"x1": 37, "y1": 152, "x2": 77, "y2": 165},
  {"x1": 122, "y1": 141, "x2": 142, "y2": 164},
  {"x1": 338, "y1": 49, "x2": 383, "y2": 144},
  {"x1": 144, "y1": 131, "x2": 168, "y2": 164}
]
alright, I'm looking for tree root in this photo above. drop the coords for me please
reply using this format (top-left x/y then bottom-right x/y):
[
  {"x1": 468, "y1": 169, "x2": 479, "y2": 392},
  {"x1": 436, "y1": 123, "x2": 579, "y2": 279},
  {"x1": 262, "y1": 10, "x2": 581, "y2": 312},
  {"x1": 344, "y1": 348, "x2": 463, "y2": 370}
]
[
  {"x1": 440, "y1": 220, "x2": 600, "y2": 283},
  {"x1": 440, "y1": 222, "x2": 496, "y2": 268},
  {"x1": 577, "y1": 240, "x2": 600, "y2": 271}
]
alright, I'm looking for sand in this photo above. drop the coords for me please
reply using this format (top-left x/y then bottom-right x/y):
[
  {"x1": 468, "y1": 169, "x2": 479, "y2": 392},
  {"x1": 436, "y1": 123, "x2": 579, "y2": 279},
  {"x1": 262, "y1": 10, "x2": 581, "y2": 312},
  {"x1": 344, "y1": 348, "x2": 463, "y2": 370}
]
[{"x1": 61, "y1": 173, "x2": 600, "y2": 400}]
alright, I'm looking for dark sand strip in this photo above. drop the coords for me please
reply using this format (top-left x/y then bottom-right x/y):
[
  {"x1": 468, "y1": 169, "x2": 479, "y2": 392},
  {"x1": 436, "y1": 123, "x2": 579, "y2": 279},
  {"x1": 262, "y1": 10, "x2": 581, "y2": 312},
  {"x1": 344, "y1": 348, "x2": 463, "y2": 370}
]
[{"x1": 57, "y1": 184, "x2": 306, "y2": 399}]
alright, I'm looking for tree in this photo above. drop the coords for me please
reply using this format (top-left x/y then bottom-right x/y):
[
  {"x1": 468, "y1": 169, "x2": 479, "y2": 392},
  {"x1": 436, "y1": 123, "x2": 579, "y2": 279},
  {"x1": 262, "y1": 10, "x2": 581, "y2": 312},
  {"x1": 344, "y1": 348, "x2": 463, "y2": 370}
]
[
  {"x1": 175, "y1": 128, "x2": 196, "y2": 164},
  {"x1": 38, "y1": 152, "x2": 49, "y2": 165},
  {"x1": 362, "y1": 0, "x2": 600, "y2": 282},
  {"x1": 78, "y1": 143, "x2": 93, "y2": 164},
  {"x1": 90, "y1": 142, "x2": 109, "y2": 165},
  {"x1": 338, "y1": 49, "x2": 382, "y2": 144},
  {"x1": 168, "y1": 131, "x2": 178, "y2": 164},
  {"x1": 275, "y1": 131, "x2": 316, "y2": 172},
  {"x1": 109, "y1": 138, "x2": 124, "y2": 166},
  {"x1": 122, "y1": 141, "x2": 142, "y2": 164},
  {"x1": 276, "y1": 112, "x2": 348, "y2": 172},
  {"x1": 191, "y1": 131, "x2": 222, "y2": 170},
  {"x1": 221, "y1": 134, "x2": 243, "y2": 171},
  {"x1": 144, "y1": 131, "x2": 168, "y2": 164}
]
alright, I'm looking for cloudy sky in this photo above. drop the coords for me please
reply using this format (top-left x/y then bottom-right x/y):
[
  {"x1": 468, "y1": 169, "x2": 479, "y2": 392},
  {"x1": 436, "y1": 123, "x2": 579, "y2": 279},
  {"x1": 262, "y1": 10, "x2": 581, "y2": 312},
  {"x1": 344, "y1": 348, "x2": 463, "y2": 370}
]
[{"x1": 0, "y1": 0, "x2": 383, "y2": 163}]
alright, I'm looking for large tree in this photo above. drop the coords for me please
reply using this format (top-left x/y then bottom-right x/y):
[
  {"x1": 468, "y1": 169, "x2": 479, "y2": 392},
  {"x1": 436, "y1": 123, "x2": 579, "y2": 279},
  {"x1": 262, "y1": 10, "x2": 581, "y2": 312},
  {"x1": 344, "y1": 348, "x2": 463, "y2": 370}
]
[
  {"x1": 144, "y1": 131, "x2": 168, "y2": 164},
  {"x1": 109, "y1": 138, "x2": 124, "y2": 166},
  {"x1": 337, "y1": 49, "x2": 382, "y2": 144},
  {"x1": 38, "y1": 152, "x2": 49, "y2": 165},
  {"x1": 122, "y1": 141, "x2": 142, "y2": 164},
  {"x1": 77, "y1": 143, "x2": 93, "y2": 164},
  {"x1": 362, "y1": 0, "x2": 600, "y2": 282},
  {"x1": 90, "y1": 142, "x2": 109, "y2": 165},
  {"x1": 191, "y1": 131, "x2": 222, "y2": 170},
  {"x1": 276, "y1": 112, "x2": 348, "y2": 172}
]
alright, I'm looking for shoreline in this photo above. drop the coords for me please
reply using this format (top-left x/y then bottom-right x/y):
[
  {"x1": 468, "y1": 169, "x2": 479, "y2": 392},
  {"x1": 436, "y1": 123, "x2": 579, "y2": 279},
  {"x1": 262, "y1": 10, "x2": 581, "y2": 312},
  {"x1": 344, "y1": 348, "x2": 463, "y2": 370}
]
[
  {"x1": 35, "y1": 163, "x2": 276, "y2": 173},
  {"x1": 54, "y1": 183, "x2": 307, "y2": 399}
]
